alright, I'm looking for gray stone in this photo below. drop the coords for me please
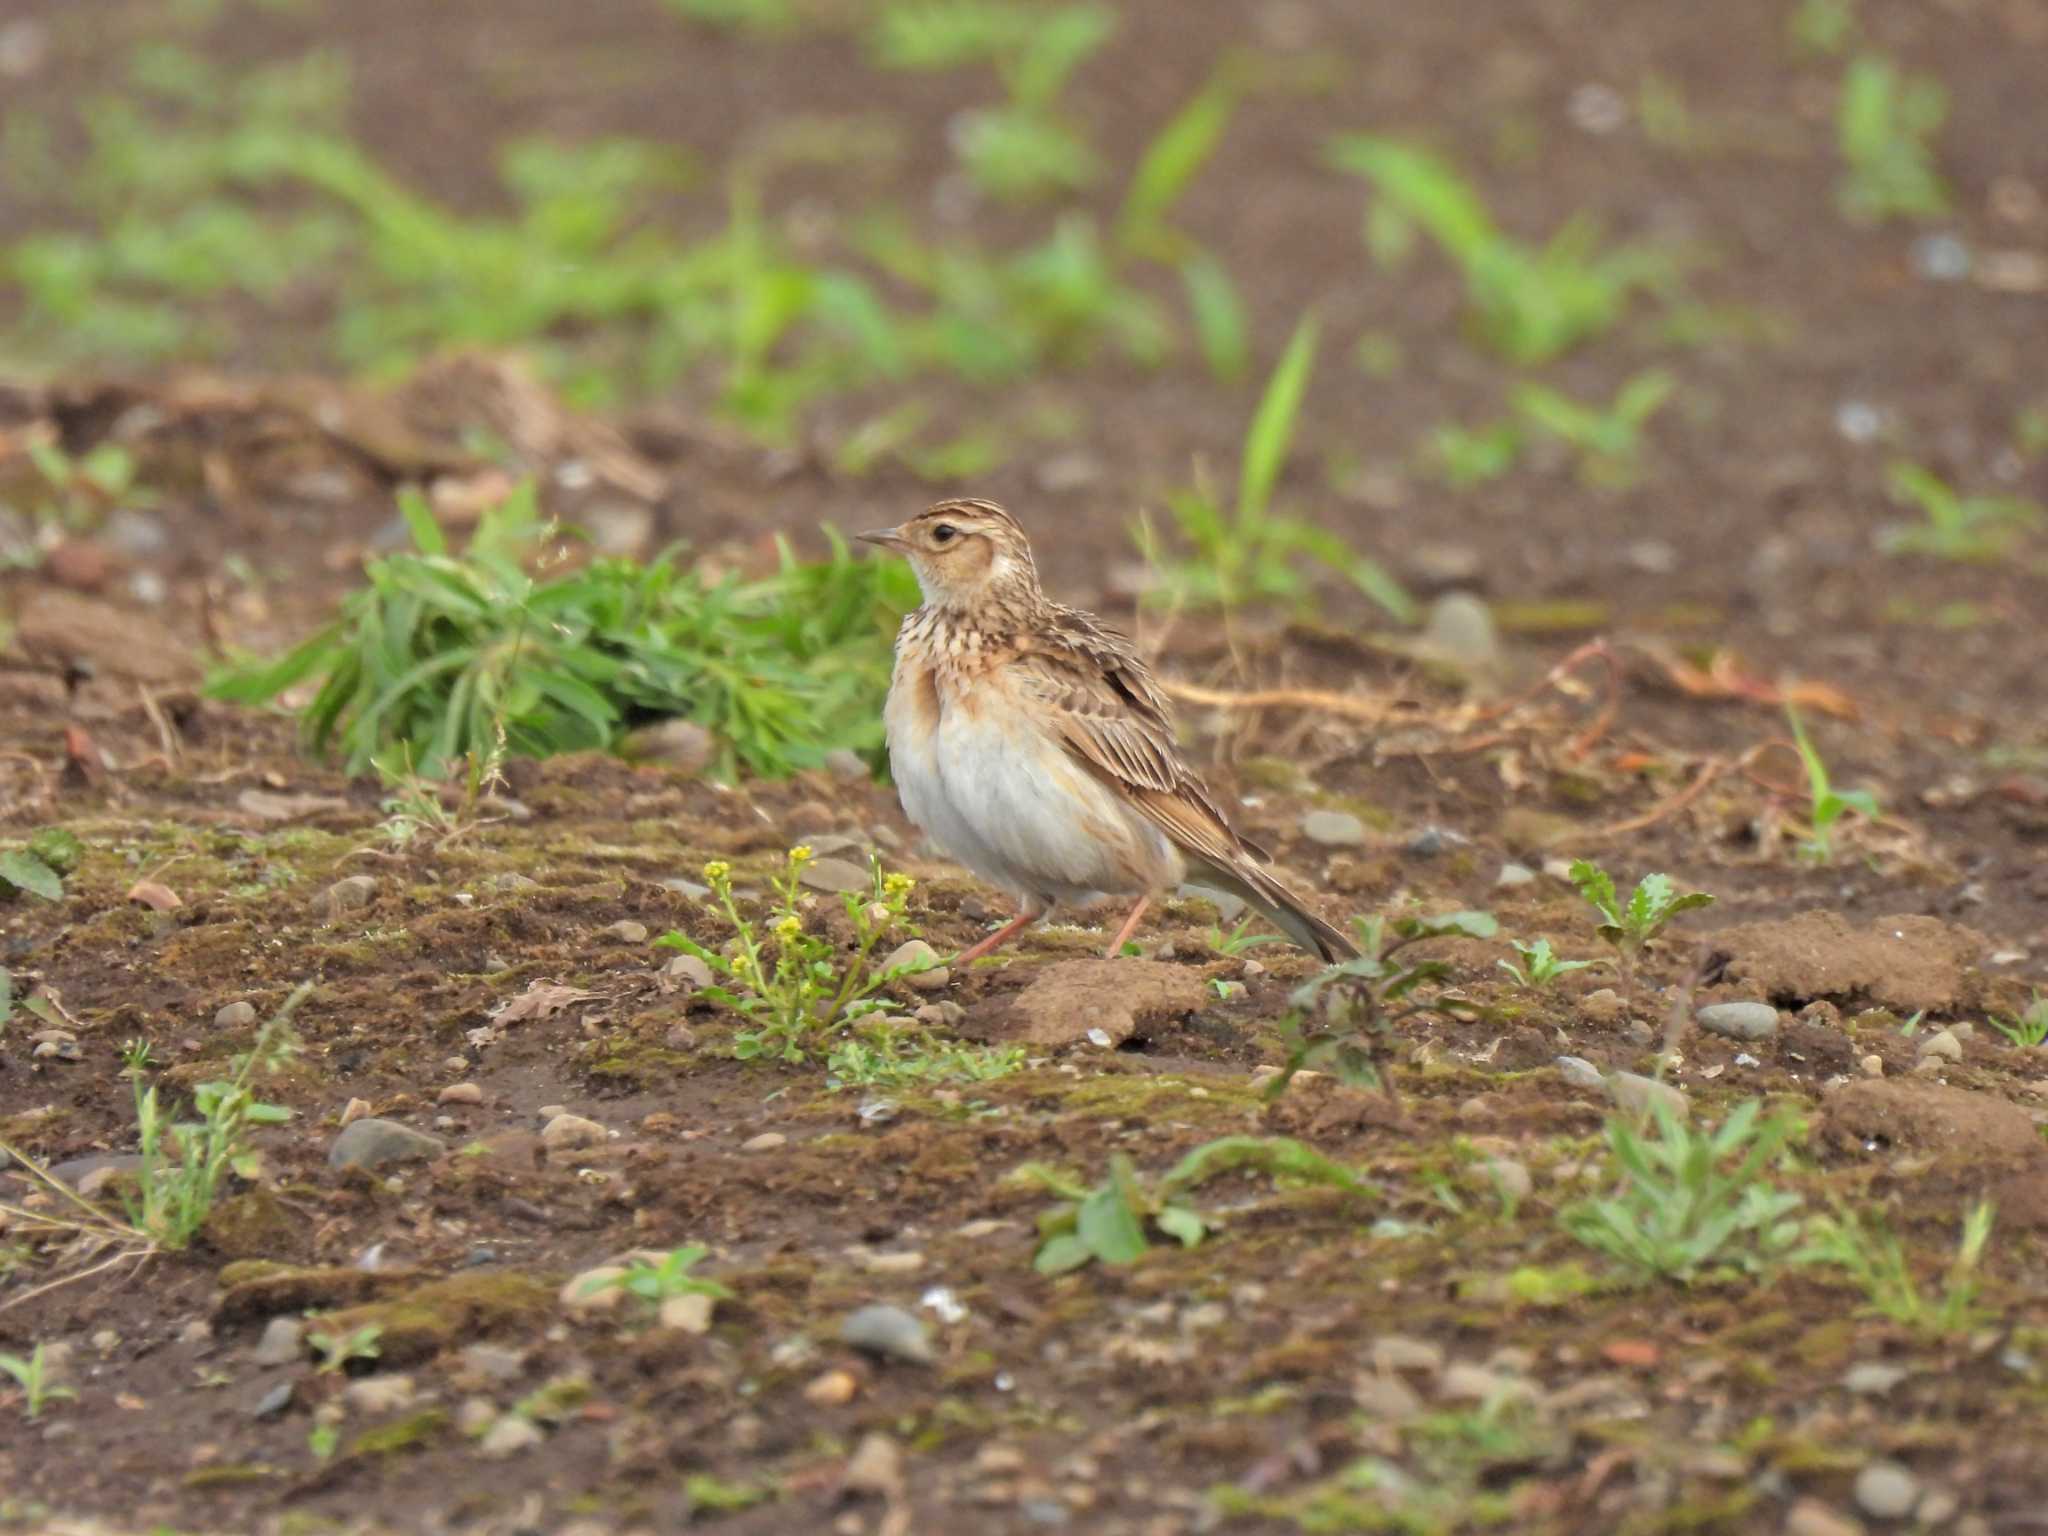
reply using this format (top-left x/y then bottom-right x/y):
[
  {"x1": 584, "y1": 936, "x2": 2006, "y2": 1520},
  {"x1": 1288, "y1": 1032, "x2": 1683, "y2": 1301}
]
[
  {"x1": 248, "y1": 1379, "x2": 295, "y2": 1420},
  {"x1": 663, "y1": 953, "x2": 714, "y2": 990},
  {"x1": 797, "y1": 856, "x2": 870, "y2": 894},
  {"x1": 1479, "y1": 1158, "x2": 1533, "y2": 1203},
  {"x1": 478, "y1": 1414, "x2": 545, "y2": 1459},
  {"x1": 328, "y1": 1117, "x2": 446, "y2": 1171},
  {"x1": 49, "y1": 1152, "x2": 143, "y2": 1189},
  {"x1": 1854, "y1": 1460, "x2": 1921, "y2": 1520},
  {"x1": 604, "y1": 919, "x2": 649, "y2": 944},
  {"x1": 882, "y1": 940, "x2": 947, "y2": 993},
  {"x1": 618, "y1": 718, "x2": 713, "y2": 772},
  {"x1": 1369, "y1": 1335, "x2": 1444, "y2": 1376},
  {"x1": 1697, "y1": 1002, "x2": 1780, "y2": 1042},
  {"x1": 490, "y1": 872, "x2": 541, "y2": 893},
  {"x1": 214, "y1": 1000, "x2": 257, "y2": 1029},
  {"x1": 1301, "y1": 810, "x2": 1368, "y2": 847},
  {"x1": 251, "y1": 1317, "x2": 305, "y2": 1367},
  {"x1": 660, "y1": 878, "x2": 711, "y2": 899},
  {"x1": 840, "y1": 1303, "x2": 934, "y2": 1365},
  {"x1": 1842, "y1": 1362, "x2": 1910, "y2": 1395},
  {"x1": 1608, "y1": 1072, "x2": 1690, "y2": 1120},
  {"x1": 1554, "y1": 1056, "x2": 1606, "y2": 1091},
  {"x1": 1918, "y1": 1028, "x2": 1963, "y2": 1061},
  {"x1": 1416, "y1": 592, "x2": 1500, "y2": 676},
  {"x1": 314, "y1": 874, "x2": 379, "y2": 919},
  {"x1": 1495, "y1": 862, "x2": 1536, "y2": 888}
]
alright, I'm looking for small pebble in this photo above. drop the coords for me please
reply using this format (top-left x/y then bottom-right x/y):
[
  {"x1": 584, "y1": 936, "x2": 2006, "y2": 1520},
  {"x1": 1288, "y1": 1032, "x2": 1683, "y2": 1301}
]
[
  {"x1": 315, "y1": 874, "x2": 379, "y2": 919},
  {"x1": 1478, "y1": 1158, "x2": 1532, "y2": 1202},
  {"x1": 478, "y1": 1415, "x2": 545, "y2": 1459},
  {"x1": 882, "y1": 940, "x2": 948, "y2": 993},
  {"x1": 1301, "y1": 810, "x2": 1368, "y2": 847},
  {"x1": 663, "y1": 953, "x2": 714, "y2": 990},
  {"x1": 1608, "y1": 1072, "x2": 1690, "y2": 1120},
  {"x1": 605, "y1": 920, "x2": 649, "y2": 944},
  {"x1": 843, "y1": 1431, "x2": 905, "y2": 1498},
  {"x1": 1785, "y1": 1499, "x2": 1863, "y2": 1536},
  {"x1": 798, "y1": 857, "x2": 870, "y2": 894},
  {"x1": 214, "y1": 1001, "x2": 257, "y2": 1029},
  {"x1": 659, "y1": 1292, "x2": 715, "y2": 1334},
  {"x1": 559, "y1": 1267, "x2": 626, "y2": 1316},
  {"x1": 1697, "y1": 1002, "x2": 1779, "y2": 1042},
  {"x1": 539, "y1": 1113, "x2": 609, "y2": 1153},
  {"x1": 743, "y1": 1132, "x2": 787, "y2": 1152},
  {"x1": 1370, "y1": 1335, "x2": 1444, "y2": 1377},
  {"x1": 1918, "y1": 1028, "x2": 1963, "y2": 1061},
  {"x1": 1555, "y1": 1055, "x2": 1606, "y2": 1091},
  {"x1": 1495, "y1": 862, "x2": 1536, "y2": 888},
  {"x1": 248, "y1": 1380, "x2": 295, "y2": 1420},
  {"x1": 805, "y1": 1368, "x2": 860, "y2": 1406},
  {"x1": 1860, "y1": 1054, "x2": 1884, "y2": 1077},
  {"x1": 1842, "y1": 1362, "x2": 1909, "y2": 1395},
  {"x1": 251, "y1": 1318, "x2": 305, "y2": 1367},
  {"x1": 840, "y1": 1303, "x2": 934, "y2": 1365},
  {"x1": 1854, "y1": 1460, "x2": 1921, "y2": 1520},
  {"x1": 344, "y1": 1375, "x2": 416, "y2": 1414},
  {"x1": 438, "y1": 1083, "x2": 483, "y2": 1105}
]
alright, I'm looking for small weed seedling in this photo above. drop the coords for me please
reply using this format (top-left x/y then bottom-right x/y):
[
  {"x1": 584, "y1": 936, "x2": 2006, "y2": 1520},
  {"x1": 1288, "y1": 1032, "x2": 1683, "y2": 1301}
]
[
  {"x1": 307, "y1": 1321, "x2": 383, "y2": 1376},
  {"x1": 373, "y1": 734, "x2": 509, "y2": 851},
  {"x1": 1567, "y1": 860, "x2": 1713, "y2": 999},
  {"x1": 123, "y1": 984, "x2": 308, "y2": 1248},
  {"x1": 1878, "y1": 460, "x2": 2042, "y2": 562},
  {"x1": 1207, "y1": 914, "x2": 1289, "y2": 958},
  {"x1": 1560, "y1": 1099, "x2": 1806, "y2": 1282},
  {"x1": 580, "y1": 1245, "x2": 734, "y2": 1308},
  {"x1": 1799, "y1": 1199, "x2": 1995, "y2": 1336},
  {"x1": 1836, "y1": 53, "x2": 1949, "y2": 222},
  {"x1": 1510, "y1": 369, "x2": 1675, "y2": 489},
  {"x1": 1496, "y1": 938, "x2": 1597, "y2": 991},
  {"x1": 0, "y1": 828, "x2": 83, "y2": 902},
  {"x1": 1015, "y1": 1136, "x2": 1377, "y2": 1275},
  {"x1": 1327, "y1": 134, "x2": 1669, "y2": 365},
  {"x1": 25, "y1": 439, "x2": 152, "y2": 538},
  {"x1": 1427, "y1": 420, "x2": 1524, "y2": 488},
  {"x1": 659, "y1": 849, "x2": 926, "y2": 1062},
  {"x1": 825, "y1": 1021, "x2": 1025, "y2": 1091},
  {"x1": 1140, "y1": 315, "x2": 1415, "y2": 623},
  {"x1": 1271, "y1": 909, "x2": 1496, "y2": 1099},
  {"x1": 1990, "y1": 991, "x2": 2048, "y2": 1048},
  {"x1": 0, "y1": 1343, "x2": 76, "y2": 1421},
  {"x1": 1785, "y1": 704, "x2": 1879, "y2": 863}
]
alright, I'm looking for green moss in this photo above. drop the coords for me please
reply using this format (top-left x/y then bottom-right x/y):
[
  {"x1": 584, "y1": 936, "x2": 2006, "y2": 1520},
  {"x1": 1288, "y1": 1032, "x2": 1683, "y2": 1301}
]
[
  {"x1": 316, "y1": 1271, "x2": 555, "y2": 1365},
  {"x1": 347, "y1": 1408, "x2": 450, "y2": 1458},
  {"x1": 182, "y1": 1463, "x2": 282, "y2": 1488},
  {"x1": 201, "y1": 1188, "x2": 304, "y2": 1262}
]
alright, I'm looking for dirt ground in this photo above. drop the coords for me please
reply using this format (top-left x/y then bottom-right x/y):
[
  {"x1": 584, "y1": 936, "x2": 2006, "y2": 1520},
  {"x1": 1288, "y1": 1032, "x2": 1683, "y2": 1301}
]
[{"x1": 5, "y1": 1, "x2": 2048, "y2": 1533}]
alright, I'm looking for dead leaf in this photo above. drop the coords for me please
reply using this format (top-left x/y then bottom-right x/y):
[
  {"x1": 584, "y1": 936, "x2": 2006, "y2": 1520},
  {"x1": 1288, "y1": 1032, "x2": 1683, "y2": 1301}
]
[
  {"x1": 1648, "y1": 647, "x2": 1858, "y2": 719},
  {"x1": 491, "y1": 981, "x2": 598, "y2": 1025},
  {"x1": 127, "y1": 880, "x2": 183, "y2": 912}
]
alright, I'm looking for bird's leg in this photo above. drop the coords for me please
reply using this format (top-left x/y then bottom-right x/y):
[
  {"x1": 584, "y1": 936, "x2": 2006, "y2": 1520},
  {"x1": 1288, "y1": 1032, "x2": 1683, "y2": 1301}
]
[
  {"x1": 1103, "y1": 897, "x2": 1151, "y2": 957},
  {"x1": 954, "y1": 908, "x2": 1042, "y2": 966}
]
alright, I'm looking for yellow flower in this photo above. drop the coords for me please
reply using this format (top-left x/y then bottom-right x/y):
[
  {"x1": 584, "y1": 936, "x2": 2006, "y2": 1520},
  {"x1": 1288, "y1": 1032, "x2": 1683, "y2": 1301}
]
[
  {"x1": 788, "y1": 844, "x2": 814, "y2": 865},
  {"x1": 774, "y1": 915, "x2": 803, "y2": 944},
  {"x1": 702, "y1": 859, "x2": 731, "y2": 882},
  {"x1": 882, "y1": 872, "x2": 914, "y2": 899}
]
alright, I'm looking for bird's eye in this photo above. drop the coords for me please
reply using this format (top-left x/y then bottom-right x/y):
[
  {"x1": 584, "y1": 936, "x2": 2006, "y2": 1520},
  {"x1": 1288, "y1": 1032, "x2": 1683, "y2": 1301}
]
[{"x1": 930, "y1": 523, "x2": 958, "y2": 544}]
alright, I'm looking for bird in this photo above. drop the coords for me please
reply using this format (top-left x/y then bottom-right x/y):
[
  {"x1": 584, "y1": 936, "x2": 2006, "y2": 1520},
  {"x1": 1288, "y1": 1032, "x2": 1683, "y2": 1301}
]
[{"x1": 856, "y1": 497, "x2": 1357, "y2": 966}]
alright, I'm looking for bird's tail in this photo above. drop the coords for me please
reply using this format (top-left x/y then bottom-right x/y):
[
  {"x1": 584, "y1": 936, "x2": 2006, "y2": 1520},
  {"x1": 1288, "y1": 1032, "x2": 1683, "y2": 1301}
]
[{"x1": 1188, "y1": 858, "x2": 1358, "y2": 963}]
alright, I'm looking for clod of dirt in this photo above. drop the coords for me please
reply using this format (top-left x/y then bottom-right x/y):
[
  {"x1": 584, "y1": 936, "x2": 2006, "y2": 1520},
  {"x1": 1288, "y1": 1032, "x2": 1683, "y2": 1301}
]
[
  {"x1": 996, "y1": 958, "x2": 1210, "y2": 1048},
  {"x1": 1704, "y1": 911, "x2": 1985, "y2": 1014},
  {"x1": 1816, "y1": 1079, "x2": 2045, "y2": 1166},
  {"x1": 9, "y1": 588, "x2": 199, "y2": 685},
  {"x1": 329, "y1": 1117, "x2": 447, "y2": 1170}
]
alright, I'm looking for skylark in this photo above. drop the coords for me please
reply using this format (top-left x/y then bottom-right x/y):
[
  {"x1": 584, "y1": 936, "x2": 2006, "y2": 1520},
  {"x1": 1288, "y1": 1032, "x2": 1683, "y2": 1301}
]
[{"x1": 858, "y1": 498, "x2": 1357, "y2": 965}]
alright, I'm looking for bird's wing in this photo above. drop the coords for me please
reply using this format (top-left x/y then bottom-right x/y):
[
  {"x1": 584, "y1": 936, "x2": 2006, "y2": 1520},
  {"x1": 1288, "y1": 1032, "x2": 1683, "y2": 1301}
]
[{"x1": 1013, "y1": 608, "x2": 1270, "y2": 866}]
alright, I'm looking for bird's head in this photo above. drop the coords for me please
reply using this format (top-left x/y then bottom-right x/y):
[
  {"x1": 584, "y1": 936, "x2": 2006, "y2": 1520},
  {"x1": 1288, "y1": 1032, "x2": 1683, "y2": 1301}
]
[{"x1": 857, "y1": 498, "x2": 1040, "y2": 610}]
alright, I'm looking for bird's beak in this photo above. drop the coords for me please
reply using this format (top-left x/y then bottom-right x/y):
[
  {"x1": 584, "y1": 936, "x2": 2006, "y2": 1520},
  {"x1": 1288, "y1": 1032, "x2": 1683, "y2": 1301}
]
[{"x1": 855, "y1": 525, "x2": 908, "y2": 552}]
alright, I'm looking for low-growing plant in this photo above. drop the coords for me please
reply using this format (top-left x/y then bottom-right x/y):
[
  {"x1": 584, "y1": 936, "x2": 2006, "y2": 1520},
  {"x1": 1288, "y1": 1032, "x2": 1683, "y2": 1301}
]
[
  {"x1": 0, "y1": 1343, "x2": 76, "y2": 1421},
  {"x1": 1990, "y1": 991, "x2": 2048, "y2": 1049},
  {"x1": 1327, "y1": 134, "x2": 1670, "y2": 365},
  {"x1": 1496, "y1": 938, "x2": 1597, "y2": 991},
  {"x1": 1139, "y1": 315, "x2": 1415, "y2": 622},
  {"x1": 122, "y1": 983, "x2": 309, "y2": 1248},
  {"x1": 1510, "y1": 369, "x2": 1675, "y2": 488},
  {"x1": 1877, "y1": 460, "x2": 2042, "y2": 562},
  {"x1": 1206, "y1": 914, "x2": 1289, "y2": 958},
  {"x1": 1015, "y1": 1136, "x2": 1377, "y2": 1274},
  {"x1": 1799, "y1": 1199, "x2": 1995, "y2": 1335},
  {"x1": 1427, "y1": 420, "x2": 1523, "y2": 488},
  {"x1": 580, "y1": 1244, "x2": 734, "y2": 1307},
  {"x1": 825, "y1": 1021, "x2": 1025, "y2": 1091},
  {"x1": 658, "y1": 849, "x2": 927, "y2": 1063},
  {"x1": 1785, "y1": 704, "x2": 1879, "y2": 864},
  {"x1": 1791, "y1": 0, "x2": 1858, "y2": 56},
  {"x1": 1269, "y1": 909, "x2": 1496, "y2": 1099},
  {"x1": 1567, "y1": 860, "x2": 1713, "y2": 997},
  {"x1": 307, "y1": 1320, "x2": 383, "y2": 1375},
  {"x1": 373, "y1": 735, "x2": 509, "y2": 852},
  {"x1": 26, "y1": 439, "x2": 152, "y2": 537},
  {"x1": 208, "y1": 484, "x2": 916, "y2": 780},
  {"x1": 1560, "y1": 1099, "x2": 1806, "y2": 1282},
  {"x1": 0, "y1": 828, "x2": 83, "y2": 903},
  {"x1": 1836, "y1": 53, "x2": 1949, "y2": 222},
  {"x1": 658, "y1": 0, "x2": 797, "y2": 34}
]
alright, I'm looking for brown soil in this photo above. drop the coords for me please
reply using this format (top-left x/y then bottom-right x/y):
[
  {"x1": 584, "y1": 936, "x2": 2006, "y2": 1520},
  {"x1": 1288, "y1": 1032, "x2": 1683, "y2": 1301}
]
[{"x1": 4, "y1": 1, "x2": 2048, "y2": 1534}]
